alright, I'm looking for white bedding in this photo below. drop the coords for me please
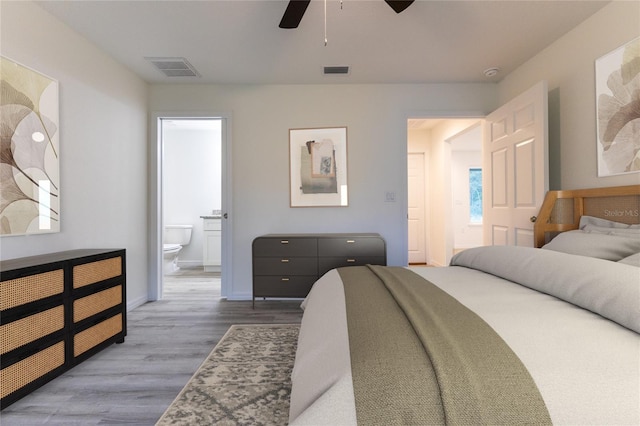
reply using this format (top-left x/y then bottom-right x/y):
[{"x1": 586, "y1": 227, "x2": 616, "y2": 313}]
[{"x1": 289, "y1": 246, "x2": 640, "y2": 425}]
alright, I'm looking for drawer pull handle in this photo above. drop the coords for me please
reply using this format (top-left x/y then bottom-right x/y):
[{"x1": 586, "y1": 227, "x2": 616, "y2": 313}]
[
  {"x1": 280, "y1": 240, "x2": 289, "y2": 244},
  {"x1": 281, "y1": 277, "x2": 290, "y2": 282},
  {"x1": 347, "y1": 259, "x2": 356, "y2": 263},
  {"x1": 346, "y1": 240, "x2": 355, "y2": 244},
  {"x1": 281, "y1": 259, "x2": 289, "y2": 263}
]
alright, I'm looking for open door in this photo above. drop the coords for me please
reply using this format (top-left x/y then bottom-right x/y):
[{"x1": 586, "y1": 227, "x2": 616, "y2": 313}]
[{"x1": 483, "y1": 81, "x2": 549, "y2": 247}]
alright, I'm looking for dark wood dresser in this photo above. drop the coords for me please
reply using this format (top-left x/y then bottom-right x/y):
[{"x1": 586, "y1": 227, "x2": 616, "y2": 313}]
[
  {"x1": 0, "y1": 249, "x2": 126, "y2": 409},
  {"x1": 252, "y1": 234, "x2": 386, "y2": 307}
]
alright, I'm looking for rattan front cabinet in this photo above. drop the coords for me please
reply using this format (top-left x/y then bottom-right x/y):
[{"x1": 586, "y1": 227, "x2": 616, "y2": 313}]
[{"x1": 0, "y1": 249, "x2": 126, "y2": 409}]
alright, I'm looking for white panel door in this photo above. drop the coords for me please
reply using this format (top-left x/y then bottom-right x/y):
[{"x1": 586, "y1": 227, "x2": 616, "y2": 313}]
[
  {"x1": 408, "y1": 153, "x2": 427, "y2": 263},
  {"x1": 483, "y1": 81, "x2": 548, "y2": 247}
]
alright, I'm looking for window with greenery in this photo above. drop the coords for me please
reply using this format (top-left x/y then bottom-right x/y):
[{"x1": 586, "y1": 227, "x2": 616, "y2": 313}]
[{"x1": 469, "y1": 168, "x2": 482, "y2": 224}]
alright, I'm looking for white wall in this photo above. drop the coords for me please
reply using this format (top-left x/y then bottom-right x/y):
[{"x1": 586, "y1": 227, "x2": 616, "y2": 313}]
[
  {"x1": 163, "y1": 125, "x2": 221, "y2": 266},
  {"x1": 0, "y1": 2, "x2": 149, "y2": 310},
  {"x1": 426, "y1": 119, "x2": 481, "y2": 266},
  {"x1": 498, "y1": 1, "x2": 640, "y2": 190},
  {"x1": 150, "y1": 84, "x2": 498, "y2": 298}
]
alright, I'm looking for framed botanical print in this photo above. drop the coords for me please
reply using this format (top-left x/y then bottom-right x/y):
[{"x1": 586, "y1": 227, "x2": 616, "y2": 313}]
[
  {"x1": 0, "y1": 56, "x2": 60, "y2": 235},
  {"x1": 595, "y1": 37, "x2": 640, "y2": 176}
]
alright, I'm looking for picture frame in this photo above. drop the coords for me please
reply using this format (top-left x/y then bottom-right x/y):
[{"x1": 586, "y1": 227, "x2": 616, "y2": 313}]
[
  {"x1": 595, "y1": 36, "x2": 640, "y2": 177},
  {"x1": 289, "y1": 127, "x2": 348, "y2": 207},
  {"x1": 0, "y1": 56, "x2": 60, "y2": 236}
]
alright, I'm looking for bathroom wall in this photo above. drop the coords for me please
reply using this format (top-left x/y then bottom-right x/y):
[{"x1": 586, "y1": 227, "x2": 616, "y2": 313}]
[{"x1": 163, "y1": 122, "x2": 222, "y2": 267}]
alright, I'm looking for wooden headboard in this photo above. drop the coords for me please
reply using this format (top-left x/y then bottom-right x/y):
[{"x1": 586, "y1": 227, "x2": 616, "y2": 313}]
[{"x1": 534, "y1": 185, "x2": 640, "y2": 248}]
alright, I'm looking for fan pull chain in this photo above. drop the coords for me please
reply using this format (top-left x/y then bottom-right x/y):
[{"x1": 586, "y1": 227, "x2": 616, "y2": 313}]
[{"x1": 324, "y1": 0, "x2": 328, "y2": 46}]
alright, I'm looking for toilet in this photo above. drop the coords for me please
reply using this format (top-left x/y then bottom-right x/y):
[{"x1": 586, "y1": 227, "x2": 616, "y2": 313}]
[{"x1": 163, "y1": 224, "x2": 193, "y2": 274}]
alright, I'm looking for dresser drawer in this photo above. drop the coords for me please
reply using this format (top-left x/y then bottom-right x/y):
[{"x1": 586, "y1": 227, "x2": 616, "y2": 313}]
[
  {"x1": 253, "y1": 257, "x2": 317, "y2": 276},
  {"x1": 0, "y1": 340, "x2": 65, "y2": 400},
  {"x1": 73, "y1": 313, "x2": 123, "y2": 358},
  {"x1": 253, "y1": 276, "x2": 317, "y2": 298},
  {"x1": 253, "y1": 238, "x2": 317, "y2": 257},
  {"x1": 1, "y1": 269, "x2": 64, "y2": 311},
  {"x1": 73, "y1": 257, "x2": 122, "y2": 289},
  {"x1": 318, "y1": 237, "x2": 386, "y2": 257},
  {"x1": 1, "y1": 306, "x2": 64, "y2": 355},
  {"x1": 319, "y1": 256, "x2": 387, "y2": 276},
  {"x1": 73, "y1": 285, "x2": 122, "y2": 323}
]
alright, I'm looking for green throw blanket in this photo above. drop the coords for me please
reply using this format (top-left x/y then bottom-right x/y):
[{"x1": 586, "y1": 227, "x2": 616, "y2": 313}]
[{"x1": 338, "y1": 265, "x2": 551, "y2": 425}]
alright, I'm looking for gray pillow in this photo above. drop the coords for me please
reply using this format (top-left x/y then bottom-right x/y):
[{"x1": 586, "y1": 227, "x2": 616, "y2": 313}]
[
  {"x1": 542, "y1": 230, "x2": 640, "y2": 261},
  {"x1": 579, "y1": 215, "x2": 640, "y2": 230}
]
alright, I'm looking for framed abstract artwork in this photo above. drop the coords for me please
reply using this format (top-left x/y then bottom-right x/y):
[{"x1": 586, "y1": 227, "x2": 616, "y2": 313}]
[
  {"x1": 289, "y1": 127, "x2": 348, "y2": 207},
  {"x1": 0, "y1": 56, "x2": 60, "y2": 235},
  {"x1": 595, "y1": 36, "x2": 640, "y2": 177}
]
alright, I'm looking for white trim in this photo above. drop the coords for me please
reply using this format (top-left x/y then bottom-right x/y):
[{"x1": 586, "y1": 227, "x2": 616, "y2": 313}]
[{"x1": 149, "y1": 111, "x2": 233, "y2": 301}]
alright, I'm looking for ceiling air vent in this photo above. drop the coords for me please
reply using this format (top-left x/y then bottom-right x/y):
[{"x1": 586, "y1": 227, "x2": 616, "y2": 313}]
[
  {"x1": 146, "y1": 57, "x2": 200, "y2": 77},
  {"x1": 323, "y1": 66, "x2": 350, "y2": 75}
]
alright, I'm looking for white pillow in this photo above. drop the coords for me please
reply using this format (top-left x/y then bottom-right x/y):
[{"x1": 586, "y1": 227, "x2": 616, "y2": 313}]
[
  {"x1": 583, "y1": 224, "x2": 640, "y2": 236},
  {"x1": 579, "y1": 215, "x2": 640, "y2": 230},
  {"x1": 618, "y1": 252, "x2": 640, "y2": 267},
  {"x1": 542, "y1": 230, "x2": 640, "y2": 261}
]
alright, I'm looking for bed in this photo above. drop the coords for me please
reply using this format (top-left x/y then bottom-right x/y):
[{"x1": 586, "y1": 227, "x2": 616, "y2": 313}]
[{"x1": 288, "y1": 185, "x2": 640, "y2": 425}]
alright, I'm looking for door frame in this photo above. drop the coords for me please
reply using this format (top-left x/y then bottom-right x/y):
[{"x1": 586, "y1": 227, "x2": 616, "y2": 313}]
[
  {"x1": 149, "y1": 111, "x2": 233, "y2": 301},
  {"x1": 405, "y1": 111, "x2": 485, "y2": 266}
]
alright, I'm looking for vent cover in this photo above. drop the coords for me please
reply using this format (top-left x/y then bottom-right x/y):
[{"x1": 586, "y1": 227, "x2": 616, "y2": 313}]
[
  {"x1": 145, "y1": 57, "x2": 200, "y2": 77},
  {"x1": 323, "y1": 66, "x2": 350, "y2": 75}
]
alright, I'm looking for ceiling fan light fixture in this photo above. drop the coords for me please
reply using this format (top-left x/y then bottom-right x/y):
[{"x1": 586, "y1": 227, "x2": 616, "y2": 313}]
[{"x1": 385, "y1": 0, "x2": 415, "y2": 14}]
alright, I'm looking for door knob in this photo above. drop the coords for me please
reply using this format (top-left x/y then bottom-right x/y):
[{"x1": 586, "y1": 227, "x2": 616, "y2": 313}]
[{"x1": 530, "y1": 216, "x2": 537, "y2": 223}]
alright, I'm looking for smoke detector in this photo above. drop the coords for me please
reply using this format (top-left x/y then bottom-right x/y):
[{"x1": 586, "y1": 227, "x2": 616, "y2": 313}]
[
  {"x1": 483, "y1": 67, "x2": 500, "y2": 78},
  {"x1": 145, "y1": 57, "x2": 201, "y2": 77}
]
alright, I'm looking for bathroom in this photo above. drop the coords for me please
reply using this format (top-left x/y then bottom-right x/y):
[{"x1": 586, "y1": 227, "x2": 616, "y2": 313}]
[{"x1": 162, "y1": 119, "x2": 222, "y2": 278}]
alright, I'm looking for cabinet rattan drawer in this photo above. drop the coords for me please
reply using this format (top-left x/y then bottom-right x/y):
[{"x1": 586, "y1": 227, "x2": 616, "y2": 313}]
[
  {"x1": 0, "y1": 269, "x2": 64, "y2": 311},
  {"x1": 1, "y1": 306, "x2": 64, "y2": 355},
  {"x1": 73, "y1": 286, "x2": 122, "y2": 323},
  {"x1": 0, "y1": 340, "x2": 65, "y2": 399},
  {"x1": 73, "y1": 257, "x2": 122, "y2": 289},
  {"x1": 0, "y1": 249, "x2": 126, "y2": 409},
  {"x1": 74, "y1": 314, "x2": 123, "y2": 357}
]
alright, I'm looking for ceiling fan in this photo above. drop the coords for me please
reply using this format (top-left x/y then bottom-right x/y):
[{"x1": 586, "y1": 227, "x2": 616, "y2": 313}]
[{"x1": 279, "y1": 0, "x2": 415, "y2": 29}]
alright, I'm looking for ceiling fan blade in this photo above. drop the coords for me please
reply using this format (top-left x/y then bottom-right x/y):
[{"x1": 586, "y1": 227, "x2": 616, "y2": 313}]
[
  {"x1": 384, "y1": 0, "x2": 414, "y2": 14},
  {"x1": 279, "y1": 0, "x2": 311, "y2": 29}
]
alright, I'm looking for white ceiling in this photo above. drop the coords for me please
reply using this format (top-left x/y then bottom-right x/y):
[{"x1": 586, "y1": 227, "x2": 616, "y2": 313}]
[{"x1": 35, "y1": 0, "x2": 608, "y2": 85}]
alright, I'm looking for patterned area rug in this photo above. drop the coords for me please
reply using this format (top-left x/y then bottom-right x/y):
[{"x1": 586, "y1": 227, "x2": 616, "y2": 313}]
[{"x1": 156, "y1": 324, "x2": 300, "y2": 426}]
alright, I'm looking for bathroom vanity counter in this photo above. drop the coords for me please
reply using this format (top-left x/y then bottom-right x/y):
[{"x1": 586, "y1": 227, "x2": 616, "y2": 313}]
[{"x1": 201, "y1": 216, "x2": 221, "y2": 272}]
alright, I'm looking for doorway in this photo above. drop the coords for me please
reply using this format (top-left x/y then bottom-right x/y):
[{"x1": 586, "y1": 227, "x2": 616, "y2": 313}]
[
  {"x1": 407, "y1": 117, "x2": 482, "y2": 266},
  {"x1": 150, "y1": 113, "x2": 232, "y2": 302}
]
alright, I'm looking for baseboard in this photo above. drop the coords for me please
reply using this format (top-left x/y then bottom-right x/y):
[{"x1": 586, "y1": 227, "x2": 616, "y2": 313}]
[
  {"x1": 177, "y1": 260, "x2": 202, "y2": 268},
  {"x1": 127, "y1": 295, "x2": 148, "y2": 311}
]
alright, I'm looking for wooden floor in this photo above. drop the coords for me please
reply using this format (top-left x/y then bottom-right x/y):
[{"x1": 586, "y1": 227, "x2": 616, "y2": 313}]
[{"x1": 1, "y1": 269, "x2": 303, "y2": 425}]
